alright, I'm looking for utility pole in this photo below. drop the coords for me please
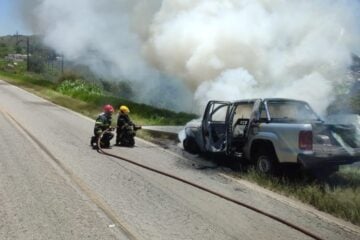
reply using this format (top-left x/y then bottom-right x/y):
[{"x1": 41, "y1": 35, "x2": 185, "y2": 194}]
[
  {"x1": 26, "y1": 37, "x2": 30, "y2": 71},
  {"x1": 15, "y1": 31, "x2": 19, "y2": 43},
  {"x1": 61, "y1": 54, "x2": 64, "y2": 74},
  {"x1": 15, "y1": 31, "x2": 24, "y2": 54}
]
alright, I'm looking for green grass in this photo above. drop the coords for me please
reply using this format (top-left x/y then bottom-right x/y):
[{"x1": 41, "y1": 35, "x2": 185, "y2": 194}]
[
  {"x1": 57, "y1": 79, "x2": 103, "y2": 99},
  {"x1": 0, "y1": 68, "x2": 196, "y2": 125},
  {"x1": 236, "y1": 166, "x2": 360, "y2": 225}
]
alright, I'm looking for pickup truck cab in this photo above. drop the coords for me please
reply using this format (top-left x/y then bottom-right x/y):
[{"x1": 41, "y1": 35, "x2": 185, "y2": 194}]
[{"x1": 183, "y1": 98, "x2": 360, "y2": 174}]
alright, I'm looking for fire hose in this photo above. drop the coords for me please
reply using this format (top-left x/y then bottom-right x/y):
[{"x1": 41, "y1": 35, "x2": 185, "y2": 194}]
[{"x1": 97, "y1": 129, "x2": 324, "y2": 240}]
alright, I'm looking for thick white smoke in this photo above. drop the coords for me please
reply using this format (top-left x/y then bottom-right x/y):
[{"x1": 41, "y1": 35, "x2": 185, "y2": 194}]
[
  {"x1": 23, "y1": 0, "x2": 360, "y2": 114},
  {"x1": 22, "y1": 0, "x2": 193, "y2": 110},
  {"x1": 145, "y1": 0, "x2": 360, "y2": 114}
]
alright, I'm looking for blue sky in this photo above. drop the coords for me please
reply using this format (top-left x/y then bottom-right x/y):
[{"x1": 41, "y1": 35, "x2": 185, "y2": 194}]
[{"x1": 0, "y1": 0, "x2": 30, "y2": 35}]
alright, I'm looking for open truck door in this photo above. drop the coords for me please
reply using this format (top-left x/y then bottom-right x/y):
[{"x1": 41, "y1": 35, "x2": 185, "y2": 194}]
[
  {"x1": 226, "y1": 99, "x2": 261, "y2": 155},
  {"x1": 202, "y1": 101, "x2": 231, "y2": 153}
]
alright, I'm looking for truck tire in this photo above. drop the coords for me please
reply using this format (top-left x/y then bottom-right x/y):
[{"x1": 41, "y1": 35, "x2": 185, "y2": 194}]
[
  {"x1": 183, "y1": 137, "x2": 200, "y2": 154},
  {"x1": 255, "y1": 150, "x2": 278, "y2": 175}
]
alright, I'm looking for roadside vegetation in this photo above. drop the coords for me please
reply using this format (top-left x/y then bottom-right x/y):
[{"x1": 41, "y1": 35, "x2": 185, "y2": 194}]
[
  {"x1": 1, "y1": 34, "x2": 360, "y2": 226},
  {"x1": 0, "y1": 60, "x2": 195, "y2": 125},
  {"x1": 0, "y1": 35, "x2": 196, "y2": 125},
  {"x1": 235, "y1": 166, "x2": 360, "y2": 225}
]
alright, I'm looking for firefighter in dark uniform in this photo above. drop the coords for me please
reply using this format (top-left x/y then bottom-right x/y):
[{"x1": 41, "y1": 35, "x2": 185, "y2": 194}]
[
  {"x1": 91, "y1": 104, "x2": 114, "y2": 149},
  {"x1": 116, "y1": 105, "x2": 138, "y2": 146}
]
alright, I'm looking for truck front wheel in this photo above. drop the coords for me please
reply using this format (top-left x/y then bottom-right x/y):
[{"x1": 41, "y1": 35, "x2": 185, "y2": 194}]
[{"x1": 183, "y1": 137, "x2": 200, "y2": 154}]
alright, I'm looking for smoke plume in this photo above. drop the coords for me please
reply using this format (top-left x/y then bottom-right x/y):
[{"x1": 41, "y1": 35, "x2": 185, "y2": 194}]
[{"x1": 22, "y1": 0, "x2": 360, "y2": 114}]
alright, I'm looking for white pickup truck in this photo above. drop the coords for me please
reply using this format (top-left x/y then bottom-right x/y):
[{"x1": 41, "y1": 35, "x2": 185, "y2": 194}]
[{"x1": 183, "y1": 98, "x2": 360, "y2": 175}]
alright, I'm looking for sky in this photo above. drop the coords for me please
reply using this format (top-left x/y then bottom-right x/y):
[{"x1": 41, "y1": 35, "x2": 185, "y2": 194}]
[{"x1": 0, "y1": 0, "x2": 30, "y2": 36}]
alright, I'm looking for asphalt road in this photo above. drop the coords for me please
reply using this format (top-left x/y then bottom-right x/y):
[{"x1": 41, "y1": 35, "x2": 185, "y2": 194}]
[{"x1": 0, "y1": 79, "x2": 359, "y2": 240}]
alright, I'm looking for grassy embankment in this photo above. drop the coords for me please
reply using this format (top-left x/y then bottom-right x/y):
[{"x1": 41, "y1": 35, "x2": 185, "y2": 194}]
[
  {"x1": 0, "y1": 62, "x2": 195, "y2": 126},
  {"x1": 235, "y1": 166, "x2": 360, "y2": 225},
  {"x1": 1, "y1": 60, "x2": 360, "y2": 227}
]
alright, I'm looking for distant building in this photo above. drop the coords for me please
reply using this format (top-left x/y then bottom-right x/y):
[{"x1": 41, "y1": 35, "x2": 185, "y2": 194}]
[{"x1": 5, "y1": 53, "x2": 28, "y2": 62}]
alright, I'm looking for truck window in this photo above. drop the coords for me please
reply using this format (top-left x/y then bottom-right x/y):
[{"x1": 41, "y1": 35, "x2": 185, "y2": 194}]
[
  {"x1": 210, "y1": 104, "x2": 229, "y2": 122},
  {"x1": 233, "y1": 103, "x2": 253, "y2": 120},
  {"x1": 232, "y1": 103, "x2": 254, "y2": 138},
  {"x1": 259, "y1": 103, "x2": 268, "y2": 121},
  {"x1": 266, "y1": 101, "x2": 319, "y2": 122}
]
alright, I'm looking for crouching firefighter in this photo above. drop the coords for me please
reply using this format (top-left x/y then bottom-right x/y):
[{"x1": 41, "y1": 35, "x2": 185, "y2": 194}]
[
  {"x1": 116, "y1": 105, "x2": 141, "y2": 147},
  {"x1": 91, "y1": 104, "x2": 115, "y2": 149}
]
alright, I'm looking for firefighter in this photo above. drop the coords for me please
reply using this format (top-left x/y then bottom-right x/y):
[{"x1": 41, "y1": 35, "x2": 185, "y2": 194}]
[
  {"x1": 91, "y1": 104, "x2": 114, "y2": 149},
  {"x1": 116, "y1": 105, "x2": 139, "y2": 146}
]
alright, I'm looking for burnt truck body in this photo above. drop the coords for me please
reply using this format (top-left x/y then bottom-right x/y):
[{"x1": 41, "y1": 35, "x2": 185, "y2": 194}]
[{"x1": 183, "y1": 98, "x2": 360, "y2": 174}]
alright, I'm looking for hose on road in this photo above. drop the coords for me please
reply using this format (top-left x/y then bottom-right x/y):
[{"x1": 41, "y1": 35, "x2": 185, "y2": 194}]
[{"x1": 97, "y1": 129, "x2": 325, "y2": 240}]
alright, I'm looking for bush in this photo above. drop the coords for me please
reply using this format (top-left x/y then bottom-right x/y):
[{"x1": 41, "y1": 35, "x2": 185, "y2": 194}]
[
  {"x1": 0, "y1": 43, "x2": 9, "y2": 58},
  {"x1": 100, "y1": 80, "x2": 134, "y2": 99},
  {"x1": 57, "y1": 79, "x2": 103, "y2": 100},
  {"x1": 28, "y1": 54, "x2": 45, "y2": 73},
  {"x1": 57, "y1": 71, "x2": 84, "y2": 84}
]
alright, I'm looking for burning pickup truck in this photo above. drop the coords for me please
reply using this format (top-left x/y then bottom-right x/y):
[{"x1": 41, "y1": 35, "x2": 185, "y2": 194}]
[{"x1": 182, "y1": 98, "x2": 360, "y2": 175}]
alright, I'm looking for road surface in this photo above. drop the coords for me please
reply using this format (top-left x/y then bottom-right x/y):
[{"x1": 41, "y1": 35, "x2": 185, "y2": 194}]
[{"x1": 0, "y1": 80, "x2": 359, "y2": 240}]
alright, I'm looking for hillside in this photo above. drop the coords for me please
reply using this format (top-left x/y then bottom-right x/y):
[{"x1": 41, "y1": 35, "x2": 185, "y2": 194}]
[
  {"x1": 0, "y1": 35, "x2": 196, "y2": 125},
  {"x1": 2, "y1": 34, "x2": 360, "y2": 117}
]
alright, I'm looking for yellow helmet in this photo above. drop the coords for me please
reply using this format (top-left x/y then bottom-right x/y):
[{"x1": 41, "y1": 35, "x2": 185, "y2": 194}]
[{"x1": 119, "y1": 105, "x2": 130, "y2": 114}]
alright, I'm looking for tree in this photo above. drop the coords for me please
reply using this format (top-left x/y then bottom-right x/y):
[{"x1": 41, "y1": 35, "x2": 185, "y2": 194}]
[
  {"x1": 0, "y1": 43, "x2": 9, "y2": 58},
  {"x1": 29, "y1": 54, "x2": 45, "y2": 73}
]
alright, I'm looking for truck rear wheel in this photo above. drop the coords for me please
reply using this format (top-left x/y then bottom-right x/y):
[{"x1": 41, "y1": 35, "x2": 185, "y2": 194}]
[{"x1": 255, "y1": 151, "x2": 278, "y2": 175}]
